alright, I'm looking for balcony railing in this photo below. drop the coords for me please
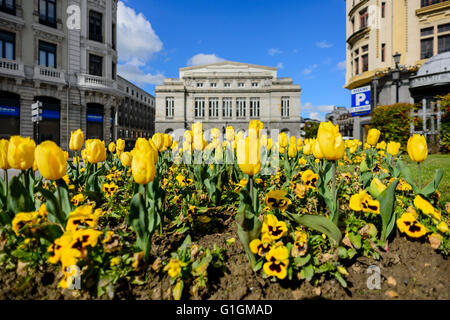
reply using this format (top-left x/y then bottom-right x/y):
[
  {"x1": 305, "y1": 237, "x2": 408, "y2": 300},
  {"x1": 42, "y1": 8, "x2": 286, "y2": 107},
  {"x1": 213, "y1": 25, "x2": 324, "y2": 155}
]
[
  {"x1": 78, "y1": 73, "x2": 116, "y2": 90},
  {"x1": 0, "y1": 58, "x2": 25, "y2": 78},
  {"x1": 34, "y1": 65, "x2": 66, "y2": 84}
]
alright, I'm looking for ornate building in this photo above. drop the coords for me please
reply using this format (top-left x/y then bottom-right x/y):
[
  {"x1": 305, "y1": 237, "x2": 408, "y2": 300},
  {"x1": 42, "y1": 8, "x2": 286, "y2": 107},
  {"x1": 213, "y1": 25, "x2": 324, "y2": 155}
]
[
  {"x1": 155, "y1": 61, "x2": 302, "y2": 137},
  {"x1": 0, "y1": 0, "x2": 154, "y2": 149}
]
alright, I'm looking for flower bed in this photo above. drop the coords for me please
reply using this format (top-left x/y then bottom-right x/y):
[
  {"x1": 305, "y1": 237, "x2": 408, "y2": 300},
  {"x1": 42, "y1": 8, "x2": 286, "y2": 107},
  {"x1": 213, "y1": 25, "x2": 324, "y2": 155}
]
[{"x1": 0, "y1": 122, "x2": 448, "y2": 300}]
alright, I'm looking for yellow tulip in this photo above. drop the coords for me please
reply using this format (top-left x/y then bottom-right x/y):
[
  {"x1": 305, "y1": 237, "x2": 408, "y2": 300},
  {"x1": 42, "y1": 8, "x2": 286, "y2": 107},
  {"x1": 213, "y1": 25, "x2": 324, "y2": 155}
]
[
  {"x1": 108, "y1": 142, "x2": 116, "y2": 153},
  {"x1": 69, "y1": 129, "x2": 84, "y2": 151},
  {"x1": 120, "y1": 151, "x2": 132, "y2": 167},
  {"x1": 152, "y1": 133, "x2": 164, "y2": 152},
  {"x1": 278, "y1": 132, "x2": 289, "y2": 148},
  {"x1": 267, "y1": 138, "x2": 273, "y2": 151},
  {"x1": 297, "y1": 137, "x2": 304, "y2": 149},
  {"x1": 437, "y1": 221, "x2": 448, "y2": 234},
  {"x1": 85, "y1": 139, "x2": 106, "y2": 164},
  {"x1": 225, "y1": 126, "x2": 235, "y2": 142},
  {"x1": 211, "y1": 128, "x2": 220, "y2": 140},
  {"x1": 191, "y1": 122, "x2": 204, "y2": 151},
  {"x1": 0, "y1": 139, "x2": 10, "y2": 170},
  {"x1": 63, "y1": 151, "x2": 69, "y2": 162},
  {"x1": 131, "y1": 150, "x2": 155, "y2": 184},
  {"x1": 237, "y1": 136, "x2": 261, "y2": 176},
  {"x1": 249, "y1": 120, "x2": 264, "y2": 138},
  {"x1": 116, "y1": 138, "x2": 125, "y2": 152},
  {"x1": 367, "y1": 128, "x2": 381, "y2": 146},
  {"x1": 303, "y1": 140, "x2": 313, "y2": 155},
  {"x1": 7, "y1": 136, "x2": 36, "y2": 170},
  {"x1": 288, "y1": 136, "x2": 297, "y2": 158},
  {"x1": 35, "y1": 141, "x2": 67, "y2": 180},
  {"x1": 184, "y1": 130, "x2": 193, "y2": 143},
  {"x1": 163, "y1": 134, "x2": 173, "y2": 149},
  {"x1": 313, "y1": 140, "x2": 324, "y2": 159},
  {"x1": 386, "y1": 141, "x2": 401, "y2": 156},
  {"x1": 407, "y1": 134, "x2": 427, "y2": 163},
  {"x1": 316, "y1": 122, "x2": 345, "y2": 161},
  {"x1": 370, "y1": 178, "x2": 386, "y2": 198}
]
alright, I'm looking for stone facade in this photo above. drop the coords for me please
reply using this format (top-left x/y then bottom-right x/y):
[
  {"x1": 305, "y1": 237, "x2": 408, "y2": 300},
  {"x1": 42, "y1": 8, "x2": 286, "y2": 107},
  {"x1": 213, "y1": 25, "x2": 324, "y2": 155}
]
[
  {"x1": 0, "y1": 0, "x2": 154, "y2": 150},
  {"x1": 155, "y1": 61, "x2": 302, "y2": 137}
]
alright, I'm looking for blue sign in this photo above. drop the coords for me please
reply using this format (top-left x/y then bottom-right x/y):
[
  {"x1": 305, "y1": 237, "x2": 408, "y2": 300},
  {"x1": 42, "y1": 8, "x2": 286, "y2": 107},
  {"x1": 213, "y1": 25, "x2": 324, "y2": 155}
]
[
  {"x1": 87, "y1": 114, "x2": 103, "y2": 123},
  {"x1": 42, "y1": 109, "x2": 60, "y2": 120},
  {"x1": 0, "y1": 106, "x2": 19, "y2": 117},
  {"x1": 351, "y1": 86, "x2": 371, "y2": 117}
]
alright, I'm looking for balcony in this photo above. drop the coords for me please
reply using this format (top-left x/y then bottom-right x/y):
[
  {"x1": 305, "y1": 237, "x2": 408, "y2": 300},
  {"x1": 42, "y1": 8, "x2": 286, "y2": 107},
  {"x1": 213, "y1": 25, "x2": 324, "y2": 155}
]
[
  {"x1": 78, "y1": 74, "x2": 117, "y2": 91},
  {"x1": 417, "y1": 0, "x2": 450, "y2": 16},
  {"x1": 347, "y1": 26, "x2": 370, "y2": 46},
  {"x1": 34, "y1": 65, "x2": 66, "y2": 84},
  {"x1": 0, "y1": 58, "x2": 25, "y2": 78}
]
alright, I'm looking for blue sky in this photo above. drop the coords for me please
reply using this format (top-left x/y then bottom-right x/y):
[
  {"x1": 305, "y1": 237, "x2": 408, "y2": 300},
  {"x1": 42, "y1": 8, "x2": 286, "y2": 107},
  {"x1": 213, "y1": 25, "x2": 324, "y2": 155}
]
[{"x1": 117, "y1": 0, "x2": 348, "y2": 121}]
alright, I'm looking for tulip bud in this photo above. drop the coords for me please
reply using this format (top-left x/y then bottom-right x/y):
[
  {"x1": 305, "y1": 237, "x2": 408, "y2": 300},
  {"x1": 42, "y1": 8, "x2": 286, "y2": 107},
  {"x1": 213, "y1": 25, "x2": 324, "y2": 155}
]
[
  {"x1": 120, "y1": 151, "x2": 132, "y2": 167},
  {"x1": 108, "y1": 142, "x2": 116, "y2": 153},
  {"x1": 367, "y1": 129, "x2": 381, "y2": 146},
  {"x1": 288, "y1": 136, "x2": 298, "y2": 158},
  {"x1": 69, "y1": 129, "x2": 84, "y2": 151},
  {"x1": 163, "y1": 134, "x2": 172, "y2": 150},
  {"x1": 0, "y1": 139, "x2": 10, "y2": 170},
  {"x1": 407, "y1": 134, "x2": 427, "y2": 163},
  {"x1": 210, "y1": 128, "x2": 220, "y2": 140},
  {"x1": 369, "y1": 178, "x2": 386, "y2": 198},
  {"x1": 131, "y1": 150, "x2": 156, "y2": 184},
  {"x1": 317, "y1": 122, "x2": 345, "y2": 161},
  {"x1": 7, "y1": 136, "x2": 36, "y2": 170},
  {"x1": 386, "y1": 141, "x2": 401, "y2": 156},
  {"x1": 278, "y1": 132, "x2": 289, "y2": 148},
  {"x1": 152, "y1": 133, "x2": 165, "y2": 152},
  {"x1": 225, "y1": 126, "x2": 235, "y2": 142},
  {"x1": 191, "y1": 122, "x2": 204, "y2": 152},
  {"x1": 116, "y1": 138, "x2": 125, "y2": 152},
  {"x1": 85, "y1": 139, "x2": 107, "y2": 164},
  {"x1": 237, "y1": 136, "x2": 261, "y2": 176},
  {"x1": 35, "y1": 141, "x2": 67, "y2": 180}
]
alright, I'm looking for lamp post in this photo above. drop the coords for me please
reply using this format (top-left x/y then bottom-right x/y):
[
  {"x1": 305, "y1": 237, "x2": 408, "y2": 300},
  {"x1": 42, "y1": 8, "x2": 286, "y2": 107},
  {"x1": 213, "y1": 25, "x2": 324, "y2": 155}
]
[
  {"x1": 372, "y1": 74, "x2": 379, "y2": 110},
  {"x1": 392, "y1": 52, "x2": 401, "y2": 103}
]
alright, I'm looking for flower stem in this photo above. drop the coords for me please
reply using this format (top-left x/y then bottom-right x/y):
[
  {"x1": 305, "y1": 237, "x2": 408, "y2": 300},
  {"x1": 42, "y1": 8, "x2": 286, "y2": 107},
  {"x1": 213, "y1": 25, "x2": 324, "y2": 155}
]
[
  {"x1": 4, "y1": 169, "x2": 8, "y2": 200},
  {"x1": 418, "y1": 162, "x2": 422, "y2": 190}
]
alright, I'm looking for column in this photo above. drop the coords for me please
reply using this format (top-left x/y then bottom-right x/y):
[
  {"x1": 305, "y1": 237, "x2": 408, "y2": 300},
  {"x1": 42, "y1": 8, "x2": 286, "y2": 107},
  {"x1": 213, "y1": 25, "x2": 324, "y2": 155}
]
[{"x1": 422, "y1": 98, "x2": 427, "y2": 140}]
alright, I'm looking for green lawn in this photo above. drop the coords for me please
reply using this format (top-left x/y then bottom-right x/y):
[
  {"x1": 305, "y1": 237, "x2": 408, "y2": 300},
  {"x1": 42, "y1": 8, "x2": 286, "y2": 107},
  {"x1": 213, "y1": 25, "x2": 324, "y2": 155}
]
[
  {"x1": 403, "y1": 154, "x2": 450, "y2": 204},
  {"x1": 339, "y1": 154, "x2": 450, "y2": 204}
]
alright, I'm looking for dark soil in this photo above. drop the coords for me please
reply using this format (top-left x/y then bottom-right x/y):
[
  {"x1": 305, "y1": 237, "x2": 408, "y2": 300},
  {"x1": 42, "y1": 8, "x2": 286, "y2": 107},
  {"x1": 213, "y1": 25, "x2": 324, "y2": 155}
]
[{"x1": 1, "y1": 211, "x2": 449, "y2": 300}]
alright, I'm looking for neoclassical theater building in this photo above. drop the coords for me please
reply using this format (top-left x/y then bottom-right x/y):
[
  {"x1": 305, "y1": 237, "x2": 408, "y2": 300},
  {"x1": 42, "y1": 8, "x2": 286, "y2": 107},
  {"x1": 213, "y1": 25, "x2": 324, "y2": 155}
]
[
  {"x1": 0, "y1": 0, "x2": 154, "y2": 150},
  {"x1": 155, "y1": 61, "x2": 302, "y2": 137}
]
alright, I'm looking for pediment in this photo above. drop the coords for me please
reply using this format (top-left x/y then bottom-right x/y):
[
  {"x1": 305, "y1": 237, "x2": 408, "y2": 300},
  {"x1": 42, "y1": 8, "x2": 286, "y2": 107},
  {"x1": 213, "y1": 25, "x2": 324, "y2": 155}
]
[{"x1": 180, "y1": 61, "x2": 277, "y2": 78}]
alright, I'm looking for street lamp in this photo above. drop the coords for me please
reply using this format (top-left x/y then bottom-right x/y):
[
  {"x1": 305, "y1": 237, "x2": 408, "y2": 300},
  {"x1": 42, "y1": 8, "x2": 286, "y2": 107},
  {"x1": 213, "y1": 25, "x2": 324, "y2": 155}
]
[{"x1": 392, "y1": 52, "x2": 402, "y2": 103}]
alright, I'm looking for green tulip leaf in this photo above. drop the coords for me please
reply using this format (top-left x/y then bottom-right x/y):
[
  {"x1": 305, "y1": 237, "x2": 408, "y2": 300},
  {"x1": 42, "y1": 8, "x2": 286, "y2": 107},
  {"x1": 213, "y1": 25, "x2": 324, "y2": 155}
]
[
  {"x1": 287, "y1": 213, "x2": 342, "y2": 245},
  {"x1": 420, "y1": 169, "x2": 444, "y2": 198},
  {"x1": 378, "y1": 179, "x2": 399, "y2": 242}
]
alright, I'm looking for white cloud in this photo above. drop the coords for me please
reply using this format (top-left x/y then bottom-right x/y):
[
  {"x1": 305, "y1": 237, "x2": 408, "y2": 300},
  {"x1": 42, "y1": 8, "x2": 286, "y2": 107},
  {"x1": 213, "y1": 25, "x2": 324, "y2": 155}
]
[
  {"x1": 337, "y1": 60, "x2": 346, "y2": 70},
  {"x1": 268, "y1": 48, "x2": 283, "y2": 56},
  {"x1": 309, "y1": 112, "x2": 322, "y2": 121},
  {"x1": 302, "y1": 102, "x2": 335, "y2": 113},
  {"x1": 316, "y1": 40, "x2": 333, "y2": 49},
  {"x1": 117, "y1": 1, "x2": 163, "y2": 62},
  {"x1": 303, "y1": 64, "x2": 318, "y2": 75},
  {"x1": 276, "y1": 62, "x2": 284, "y2": 69},
  {"x1": 117, "y1": 58, "x2": 165, "y2": 86},
  {"x1": 187, "y1": 53, "x2": 225, "y2": 66}
]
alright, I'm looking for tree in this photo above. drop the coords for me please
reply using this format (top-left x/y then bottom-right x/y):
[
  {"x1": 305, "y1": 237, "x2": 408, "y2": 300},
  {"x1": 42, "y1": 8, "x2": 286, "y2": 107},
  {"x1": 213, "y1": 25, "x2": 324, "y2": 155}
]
[{"x1": 305, "y1": 121, "x2": 319, "y2": 139}]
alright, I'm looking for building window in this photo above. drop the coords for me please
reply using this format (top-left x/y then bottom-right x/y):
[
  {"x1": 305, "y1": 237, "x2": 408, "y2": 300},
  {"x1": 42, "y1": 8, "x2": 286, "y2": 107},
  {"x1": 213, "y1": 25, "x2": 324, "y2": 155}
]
[
  {"x1": 250, "y1": 98, "x2": 260, "y2": 118},
  {"x1": 89, "y1": 11, "x2": 103, "y2": 43},
  {"x1": 89, "y1": 54, "x2": 103, "y2": 76},
  {"x1": 165, "y1": 97, "x2": 174, "y2": 118},
  {"x1": 252, "y1": 82, "x2": 259, "y2": 88},
  {"x1": 421, "y1": 0, "x2": 447, "y2": 8},
  {"x1": 362, "y1": 54, "x2": 369, "y2": 72},
  {"x1": 351, "y1": 17, "x2": 355, "y2": 34},
  {"x1": 195, "y1": 98, "x2": 205, "y2": 118},
  {"x1": 196, "y1": 82, "x2": 203, "y2": 88},
  {"x1": 224, "y1": 82, "x2": 230, "y2": 88},
  {"x1": 0, "y1": 0, "x2": 15, "y2": 15},
  {"x1": 421, "y1": 38, "x2": 434, "y2": 59},
  {"x1": 438, "y1": 34, "x2": 450, "y2": 54},
  {"x1": 359, "y1": 8, "x2": 368, "y2": 29},
  {"x1": 222, "y1": 98, "x2": 232, "y2": 118},
  {"x1": 39, "y1": 0, "x2": 56, "y2": 28},
  {"x1": 209, "y1": 98, "x2": 219, "y2": 118},
  {"x1": 421, "y1": 27, "x2": 434, "y2": 37},
  {"x1": 0, "y1": 30, "x2": 15, "y2": 60},
  {"x1": 281, "y1": 97, "x2": 290, "y2": 117},
  {"x1": 362, "y1": 45, "x2": 368, "y2": 52},
  {"x1": 112, "y1": 23, "x2": 116, "y2": 50},
  {"x1": 39, "y1": 41, "x2": 56, "y2": 68},
  {"x1": 236, "y1": 98, "x2": 246, "y2": 118},
  {"x1": 438, "y1": 23, "x2": 450, "y2": 33},
  {"x1": 210, "y1": 83, "x2": 217, "y2": 88},
  {"x1": 238, "y1": 82, "x2": 244, "y2": 88},
  {"x1": 381, "y1": 2, "x2": 385, "y2": 18},
  {"x1": 354, "y1": 58, "x2": 359, "y2": 75},
  {"x1": 381, "y1": 43, "x2": 386, "y2": 62}
]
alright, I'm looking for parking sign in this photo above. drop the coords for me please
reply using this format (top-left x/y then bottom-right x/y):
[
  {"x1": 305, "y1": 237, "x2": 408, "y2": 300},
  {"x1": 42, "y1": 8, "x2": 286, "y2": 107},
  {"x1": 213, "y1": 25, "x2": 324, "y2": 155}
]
[{"x1": 350, "y1": 86, "x2": 371, "y2": 117}]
